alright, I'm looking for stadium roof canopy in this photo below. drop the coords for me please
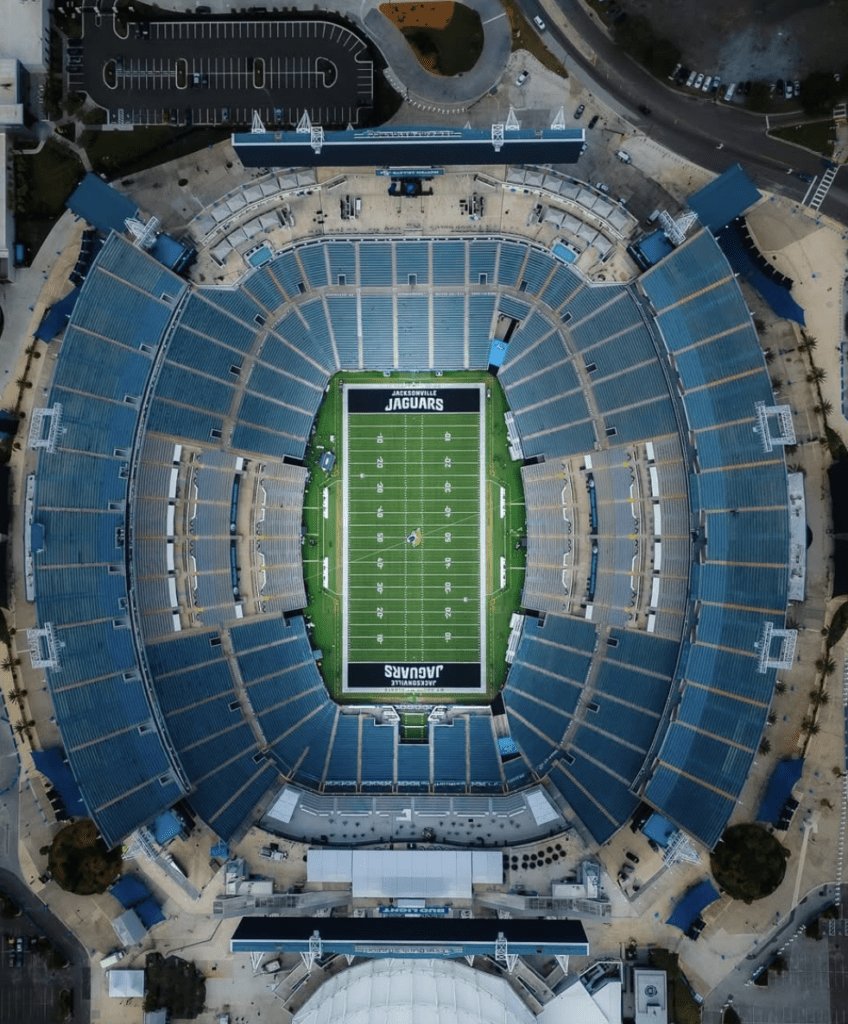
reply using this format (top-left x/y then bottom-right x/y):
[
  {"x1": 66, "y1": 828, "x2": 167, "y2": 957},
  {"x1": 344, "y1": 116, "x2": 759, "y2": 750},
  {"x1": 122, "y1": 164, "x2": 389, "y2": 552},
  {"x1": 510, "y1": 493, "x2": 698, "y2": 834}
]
[
  {"x1": 66, "y1": 173, "x2": 139, "y2": 235},
  {"x1": 687, "y1": 163, "x2": 761, "y2": 232},
  {"x1": 231, "y1": 917, "x2": 590, "y2": 958},
  {"x1": 233, "y1": 124, "x2": 584, "y2": 168}
]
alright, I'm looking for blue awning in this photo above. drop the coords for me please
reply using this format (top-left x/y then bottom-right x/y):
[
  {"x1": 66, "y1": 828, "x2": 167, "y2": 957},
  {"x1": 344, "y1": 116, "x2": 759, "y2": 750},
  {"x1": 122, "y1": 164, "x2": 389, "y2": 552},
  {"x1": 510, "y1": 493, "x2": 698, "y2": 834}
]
[
  {"x1": 757, "y1": 758, "x2": 804, "y2": 825},
  {"x1": 30, "y1": 748, "x2": 87, "y2": 817},
  {"x1": 667, "y1": 879, "x2": 721, "y2": 932},
  {"x1": 151, "y1": 809, "x2": 183, "y2": 845},
  {"x1": 643, "y1": 812, "x2": 678, "y2": 847},
  {"x1": 66, "y1": 174, "x2": 139, "y2": 235},
  {"x1": 110, "y1": 874, "x2": 152, "y2": 908}
]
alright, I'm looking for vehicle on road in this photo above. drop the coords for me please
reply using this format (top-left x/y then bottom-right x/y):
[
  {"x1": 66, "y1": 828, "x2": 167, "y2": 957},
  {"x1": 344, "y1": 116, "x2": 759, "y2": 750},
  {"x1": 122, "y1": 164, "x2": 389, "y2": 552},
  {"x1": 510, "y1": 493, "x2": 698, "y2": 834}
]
[
  {"x1": 796, "y1": 172, "x2": 814, "y2": 183},
  {"x1": 588, "y1": 114, "x2": 599, "y2": 128},
  {"x1": 615, "y1": 149, "x2": 632, "y2": 163},
  {"x1": 638, "y1": 104, "x2": 651, "y2": 115},
  {"x1": 574, "y1": 104, "x2": 585, "y2": 118},
  {"x1": 515, "y1": 70, "x2": 529, "y2": 86},
  {"x1": 533, "y1": 15, "x2": 546, "y2": 31}
]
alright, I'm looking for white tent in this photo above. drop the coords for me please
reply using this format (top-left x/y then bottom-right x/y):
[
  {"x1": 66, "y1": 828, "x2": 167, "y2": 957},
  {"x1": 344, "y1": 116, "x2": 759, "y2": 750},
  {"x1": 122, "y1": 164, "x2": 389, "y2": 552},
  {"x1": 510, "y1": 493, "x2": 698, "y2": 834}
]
[
  {"x1": 293, "y1": 958, "x2": 535, "y2": 1024},
  {"x1": 108, "y1": 970, "x2": 145, "y2": 999}
]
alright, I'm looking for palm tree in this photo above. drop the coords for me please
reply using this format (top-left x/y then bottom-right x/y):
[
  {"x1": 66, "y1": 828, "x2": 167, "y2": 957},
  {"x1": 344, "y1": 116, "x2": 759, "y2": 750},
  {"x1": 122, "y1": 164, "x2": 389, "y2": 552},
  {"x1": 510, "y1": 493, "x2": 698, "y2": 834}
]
[
  {"x1": 806, "y1": 366, "x2": 827, "y2": 384},
  {"x1": 764, "y1": 348, "x2": 776, "y2": 364},
  {"x1": 814, "y1": 400, "x2": 833, "y2": 417},
  {"x1": 759, "y1": 737, "x2": 772, "y2": 755},
  {"x1": 767, "y1": 711, "x2": 778, "y2": 726},
  {"x1": 802, "y1": 334, "x2": 818, "y2": 352},
  {"x1": 801, "y1": 716, "x2": 820, "y2": 737},
  {"x1": 832, "y1": 766, "x2": 845, "y2": 779},
  {"x1": 13, "y1": 719, "x2": 35, "y2": 743},
  {"x1": 774, "y1": 680, "x2": 787, "y2": 696},
  {"x1": 816, "y1": 655, "x2": 836, "y2": 677},
  {"x1": 810, "y1": 688, "x2": 830, "y2": 708},
  {"x1": 6, "y1": 685, "x2": 27, "y2": 707},
  {"x1": 1, "y1": 654, "x2": 20, "y2": 673},
  {"x1": 770, "y1": 376, "x2": 784, "y2": 392},
  {"x1": 14, "y1": 376, "x2": 31, "y2": 391}
]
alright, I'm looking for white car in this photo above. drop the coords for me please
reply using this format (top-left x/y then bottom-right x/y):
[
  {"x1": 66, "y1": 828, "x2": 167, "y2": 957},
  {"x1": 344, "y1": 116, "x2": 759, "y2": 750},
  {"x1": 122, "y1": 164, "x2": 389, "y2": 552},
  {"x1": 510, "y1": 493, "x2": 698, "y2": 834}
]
[
  {"x1": 595, "y1": 182, "x2": 610, "y2": 193},
  {"x1": 515, "y1": 70, "x2": 529, "y2": 87},
  {"x1": 615, "y1": 149, "x2": 632, "y2": 164},
  {"x1": 686, "y1": 70, "x2": 697, "y2": 88},
  {"x1": 693, "y1": 73, "x2": 704, "y2": 90},
  {"x1": 702, "y1": 75, "x2": 712, "y2": 92},
  {"x1": 533, "y1": 14, "x2": 546, "y2": 31}
]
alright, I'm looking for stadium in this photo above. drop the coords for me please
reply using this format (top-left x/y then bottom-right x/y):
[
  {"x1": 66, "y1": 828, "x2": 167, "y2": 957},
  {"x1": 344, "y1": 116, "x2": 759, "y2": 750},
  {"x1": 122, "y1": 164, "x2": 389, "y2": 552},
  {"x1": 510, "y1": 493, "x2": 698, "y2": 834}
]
[{"x1": 24, "y1": 145, "x2": 797, "y2": 867}]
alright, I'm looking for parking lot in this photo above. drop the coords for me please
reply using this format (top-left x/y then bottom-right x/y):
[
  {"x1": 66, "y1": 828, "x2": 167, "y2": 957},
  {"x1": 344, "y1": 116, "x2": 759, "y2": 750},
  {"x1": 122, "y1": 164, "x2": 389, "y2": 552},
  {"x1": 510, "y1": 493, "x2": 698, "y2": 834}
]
[{"x1": 75, "y1": 13, "x2": 375, "y2": 127}]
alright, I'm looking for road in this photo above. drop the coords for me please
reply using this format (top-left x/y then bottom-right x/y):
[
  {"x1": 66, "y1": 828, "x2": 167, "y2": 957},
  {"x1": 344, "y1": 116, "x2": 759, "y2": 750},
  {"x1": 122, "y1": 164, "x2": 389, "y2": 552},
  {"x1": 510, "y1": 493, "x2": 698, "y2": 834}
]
[{"x1": 533, "y1": 0, "x2": 847, "y2": 223}]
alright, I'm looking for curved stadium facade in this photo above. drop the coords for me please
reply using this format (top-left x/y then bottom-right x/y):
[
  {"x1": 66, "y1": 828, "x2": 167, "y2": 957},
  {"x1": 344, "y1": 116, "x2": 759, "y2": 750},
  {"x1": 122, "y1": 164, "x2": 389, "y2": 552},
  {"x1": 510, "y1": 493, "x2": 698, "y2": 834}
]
[{"x1": 28, "y1": 225, "x2": 789, "y2": 853}]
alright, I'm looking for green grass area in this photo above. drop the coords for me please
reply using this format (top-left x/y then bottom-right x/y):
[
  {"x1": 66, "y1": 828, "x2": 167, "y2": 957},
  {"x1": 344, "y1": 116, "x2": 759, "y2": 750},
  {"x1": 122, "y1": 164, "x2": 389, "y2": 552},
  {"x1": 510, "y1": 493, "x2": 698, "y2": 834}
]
[
  {"x1": 302, "y1": 370, "x2": 526, "y2": 705},
  {"x1": 648, "y1": 949, "x2": 702, "y2": 1024},
  {"x1": 79, "y1": 125, "x2": 231, "y2": 177},
  {"x1": 346, "y1": 400, "x2": 482, "y2": 677},
  {"x1": 13, "y1": 140, "x2": 84, "y2": 260},
  {"x1": 768, "y1": 118, "x2": 835, "y2": 158}
]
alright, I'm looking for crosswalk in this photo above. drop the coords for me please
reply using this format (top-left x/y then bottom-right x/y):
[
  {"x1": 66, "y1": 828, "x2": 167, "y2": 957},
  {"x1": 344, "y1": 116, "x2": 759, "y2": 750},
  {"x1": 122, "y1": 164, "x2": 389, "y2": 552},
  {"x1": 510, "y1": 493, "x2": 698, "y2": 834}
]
[{"x1": 807, "y1": 165, "x2": 839, "y2": 211}]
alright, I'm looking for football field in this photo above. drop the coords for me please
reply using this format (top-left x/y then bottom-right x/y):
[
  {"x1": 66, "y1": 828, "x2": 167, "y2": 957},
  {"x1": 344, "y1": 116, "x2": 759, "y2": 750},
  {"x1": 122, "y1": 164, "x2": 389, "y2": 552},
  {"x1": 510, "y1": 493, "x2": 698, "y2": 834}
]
[{"x1": 342, "y1": 384, "x2": 486, "y2": 693}]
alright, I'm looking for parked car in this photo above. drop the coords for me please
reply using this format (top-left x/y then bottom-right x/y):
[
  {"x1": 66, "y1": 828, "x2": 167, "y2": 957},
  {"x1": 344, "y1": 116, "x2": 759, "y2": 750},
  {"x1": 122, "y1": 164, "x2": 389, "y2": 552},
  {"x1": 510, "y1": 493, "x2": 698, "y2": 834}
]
[
  {"x1": 723, "y1": 82, "x2": 736, "y2": 101},
  {"x1": 625, "y1": 850, "x2": 640, "y2": 863},
  {"x1": 702, "y1": 76, "x2": 712, "y2": 92},
  {"x1": 711, "y1": 76, "x2": 721, "y2": 92},
  {"x1": 793, "y1": 80, "x2": 801, "y2": 97},
  {"x1": 686, "y1": 70, "x2": 697, "y2": 88},
  {"x1": 574, "y1": 104, "x2": 585, "y2": 118},
  {"x1": 693, "y1": 73, "x2": 704, "y2": 90},
  {"x1": 595, "y1": 182, "x2": 610, "y2": 193},
  {"x1": 533, "y1": 14, "x2": 546, "y2": 31},
  {"x1": 615, "y1": 149, "x2": 632, "y2": 163},
  {"x1": 676, "y1": 66, "x2": 690, "y2": 85},
  {"x1": 588, "y1": 114, "x2": 599, "y2": 128},
  {"x1": 515, "y1": 70, "x2": 529, "y2": 86}
]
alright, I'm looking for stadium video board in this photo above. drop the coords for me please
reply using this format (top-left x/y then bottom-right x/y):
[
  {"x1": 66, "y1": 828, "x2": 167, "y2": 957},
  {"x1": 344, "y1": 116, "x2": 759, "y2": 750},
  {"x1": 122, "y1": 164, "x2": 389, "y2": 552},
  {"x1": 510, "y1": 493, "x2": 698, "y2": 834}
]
[{"x1": 342, "y1": 384, "x2": 486, "y2": 693}]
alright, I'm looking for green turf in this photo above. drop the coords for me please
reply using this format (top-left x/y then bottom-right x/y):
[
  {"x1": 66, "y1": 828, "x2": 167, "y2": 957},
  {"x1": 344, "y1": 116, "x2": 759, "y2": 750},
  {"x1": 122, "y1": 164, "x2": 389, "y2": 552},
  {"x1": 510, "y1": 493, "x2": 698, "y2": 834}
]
[
  {"x1": 301, "y1": 370, "x2": 526, "y2": 704},
  {"x1": 344, "y1": 394, "x2": 483, "y2": 680}
]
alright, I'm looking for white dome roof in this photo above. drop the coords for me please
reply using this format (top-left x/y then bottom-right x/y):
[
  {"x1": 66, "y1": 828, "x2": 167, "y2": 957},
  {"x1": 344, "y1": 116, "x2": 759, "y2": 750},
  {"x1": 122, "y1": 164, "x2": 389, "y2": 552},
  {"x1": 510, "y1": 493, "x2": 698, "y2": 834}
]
[{"x1": 293, "y1": 958, "x2": 536, "y2": 1024}]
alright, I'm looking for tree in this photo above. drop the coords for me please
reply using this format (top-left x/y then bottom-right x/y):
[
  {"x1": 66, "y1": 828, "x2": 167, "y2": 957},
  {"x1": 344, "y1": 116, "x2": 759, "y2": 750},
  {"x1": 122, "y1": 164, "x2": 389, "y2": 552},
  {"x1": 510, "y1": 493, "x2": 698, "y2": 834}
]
[
  {"x1": 759, "y1": 737, "x2": 772, "y2": 755},
  {"x1": 774, "y1": 680, "x2": 787, "y2": 696},
  {"x1": 1, "y1": 655, "x2": 21, "y2": 673},
  {"x1": 770, "y1": 376, "x2": 784, "y2": 392},
  {"x1": 13, "y1": 719, "x2": 35, "y2": 743},
  {"x1": 767, "y1": 711, "x2": 778, "y2": 726},
  {"x1": 815, "y1": 400, "x2": 833, "y2": 417},
  {"x1": 806, "y1": 366, "x2": 827, "y2": 384},
  {"x1": 6, "y1": 685, "x2": 27, "y2": 707},
  {"x1": 801, "y1": 716, "x2": 820, "y2": 737},
  {"x1": 816, "y1": 655, "x2": 836, "y2": 677},
  {"x1": 802, "y1": 333, "x2": 818, "y2": 352},
  {"x1": 810, "y1": 688, "x2": 830, "y2": 708},
  {"x1": 764, "y1": 348, "x2": 776, "y2": 364}
]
